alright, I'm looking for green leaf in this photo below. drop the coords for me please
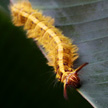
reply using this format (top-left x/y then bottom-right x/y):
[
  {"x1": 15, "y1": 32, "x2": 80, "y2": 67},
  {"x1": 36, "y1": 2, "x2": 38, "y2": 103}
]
[{"x1": 0, "y1": 0, "x2": 108, "y2": 108}]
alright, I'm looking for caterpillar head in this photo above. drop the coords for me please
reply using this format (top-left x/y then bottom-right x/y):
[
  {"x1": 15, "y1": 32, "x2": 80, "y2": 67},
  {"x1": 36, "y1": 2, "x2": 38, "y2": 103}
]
[
  {"x1": 66, "y1": 72, "x2": 80, "y2": 88},
  {"x1": 63, "y1": 63, "x2": 88, "y2": 99}
]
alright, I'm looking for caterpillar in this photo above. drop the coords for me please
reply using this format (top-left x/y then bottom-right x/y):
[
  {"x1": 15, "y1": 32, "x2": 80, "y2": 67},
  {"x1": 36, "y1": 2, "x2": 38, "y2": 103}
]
[{"x1": 9, "y1": 0, "x2": 88, "y2": 99}]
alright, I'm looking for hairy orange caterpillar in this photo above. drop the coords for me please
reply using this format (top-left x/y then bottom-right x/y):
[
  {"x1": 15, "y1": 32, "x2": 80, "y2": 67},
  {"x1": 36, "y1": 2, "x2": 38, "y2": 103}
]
[{"x1": 9, "y1": 0, "x2": 88, "y2": 99}]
